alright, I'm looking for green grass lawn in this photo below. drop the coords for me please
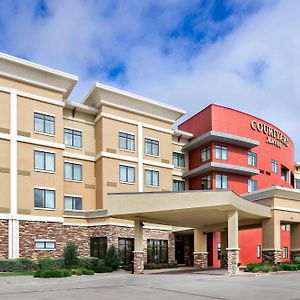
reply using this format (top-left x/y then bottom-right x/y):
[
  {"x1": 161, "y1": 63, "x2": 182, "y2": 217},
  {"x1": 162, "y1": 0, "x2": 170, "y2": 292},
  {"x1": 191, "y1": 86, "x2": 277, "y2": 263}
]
[{"x1": 0, "y1": 271, "x2": 35, "y2": 276}]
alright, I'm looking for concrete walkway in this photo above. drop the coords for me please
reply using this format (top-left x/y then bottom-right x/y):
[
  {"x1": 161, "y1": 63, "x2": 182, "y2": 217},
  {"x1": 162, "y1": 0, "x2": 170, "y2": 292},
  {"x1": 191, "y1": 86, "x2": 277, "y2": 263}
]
[{"x1": 1, "y1": 270, "x2": 300, "y2": 299}]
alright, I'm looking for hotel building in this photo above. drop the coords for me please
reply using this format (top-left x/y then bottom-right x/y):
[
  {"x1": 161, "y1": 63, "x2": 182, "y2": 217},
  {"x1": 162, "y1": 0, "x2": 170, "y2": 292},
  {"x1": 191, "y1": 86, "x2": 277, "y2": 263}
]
[{"x1": 0, "y1": 52, "x2": 300, "y2": 274}]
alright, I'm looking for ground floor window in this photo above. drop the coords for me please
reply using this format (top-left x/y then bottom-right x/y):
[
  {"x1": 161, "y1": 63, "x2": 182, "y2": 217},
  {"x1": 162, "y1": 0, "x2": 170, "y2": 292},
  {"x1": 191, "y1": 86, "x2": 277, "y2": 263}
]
[
  {"x1": 257, "y1": 245, "x2": 261, "y2": 258},
  {"x1": 147, "y1": 239, "x2": 168, "y2": 263},
  {"x1": 35, "y1": 240, "x2": 55, "y2": 250},
  {"x1": 119, "y1": 238, "x2": 134, "y2": 265},
  {"x1": 217, "y1": 242, "x2": 221, "y2": 260},
  {"x1": 283, "y1": 246, "x2": 288, "y2": 258},
  {"x1": 90, "y1": 237, "x2": 107, "y2": 259}
]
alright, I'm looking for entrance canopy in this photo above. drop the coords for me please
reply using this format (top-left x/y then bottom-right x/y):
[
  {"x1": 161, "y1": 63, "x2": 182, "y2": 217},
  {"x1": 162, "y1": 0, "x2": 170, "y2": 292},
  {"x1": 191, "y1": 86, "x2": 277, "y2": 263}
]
[{"x1": 107, "y1": 190, "x2": 271, "y2": 231}]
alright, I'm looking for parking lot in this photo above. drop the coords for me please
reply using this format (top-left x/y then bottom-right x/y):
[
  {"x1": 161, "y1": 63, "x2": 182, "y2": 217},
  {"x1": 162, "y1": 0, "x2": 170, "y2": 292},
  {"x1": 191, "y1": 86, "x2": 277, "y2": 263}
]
[{"x1": 1, "y1": 269, "x2": 300, "y2": 300}]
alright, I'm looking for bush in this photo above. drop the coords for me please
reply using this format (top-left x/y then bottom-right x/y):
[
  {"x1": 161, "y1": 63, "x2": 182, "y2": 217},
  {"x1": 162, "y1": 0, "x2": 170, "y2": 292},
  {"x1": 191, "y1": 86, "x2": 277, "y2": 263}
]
[
  {"x1": 38, "y1": 258, "x2": 65, "y2": 270},
  {"x1": 280, "y1": 263, "x2": 298, "y2": 271},
  {"x1": 63, "y1": 241, "x2": 79, "y2": 267},
  {"x1": 34, "y1": 269, "x2": 71, "y2": 278},
  {"x1": 244, "y1": 262, "x2": 268, "y2": 273},
  {"x1": 103, "y1": 245, "x2": 120, "y2": 270},
  {"x1": 144, "y1": 263, "x2": 178, "y2": 270},
  {"x1": 82, "y1": 268, "x2": 94, "y2": 275},
  {"x1": 78, "y1": 257, "x2": 99, "y2": 270},
  {"x1": 293, "y1": 257, "x2": 300, "y2": 264},
  {"x1": 0, "y1": 258, "x2": 37, "y2": 272},
  {"x1": 94, "y1": 264, "x2": 113, "y2": 273}
]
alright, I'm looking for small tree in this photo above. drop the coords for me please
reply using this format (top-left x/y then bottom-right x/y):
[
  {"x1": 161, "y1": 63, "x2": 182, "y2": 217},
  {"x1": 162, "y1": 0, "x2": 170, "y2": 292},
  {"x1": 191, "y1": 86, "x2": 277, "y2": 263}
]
[
  {"x1": 104, "y1": 245, "x2": 120, "y2": 270},
  {"x1": 63, "y1": 241, "x2": 79, "y2": 267}
]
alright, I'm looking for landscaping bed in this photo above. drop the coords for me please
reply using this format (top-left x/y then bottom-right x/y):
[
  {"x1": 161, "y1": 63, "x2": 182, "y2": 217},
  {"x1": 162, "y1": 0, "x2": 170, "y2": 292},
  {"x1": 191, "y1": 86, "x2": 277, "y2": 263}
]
[{"x1": 244, "y1": 262, "x2": 300, "y2": 273}]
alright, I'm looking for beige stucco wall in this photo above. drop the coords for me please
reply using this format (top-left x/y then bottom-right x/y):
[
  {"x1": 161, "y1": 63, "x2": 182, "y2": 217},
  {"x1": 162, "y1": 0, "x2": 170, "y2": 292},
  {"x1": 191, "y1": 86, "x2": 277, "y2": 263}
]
[
  {"x1": 17, "y1": 95, "x2": 64, "y2": 143},
  {"x1": 0, "y1": 140, "x2": 10, "y2": 212},
  {"x1": 0, "y1": 91, "x2": 10, "y2": 131}
]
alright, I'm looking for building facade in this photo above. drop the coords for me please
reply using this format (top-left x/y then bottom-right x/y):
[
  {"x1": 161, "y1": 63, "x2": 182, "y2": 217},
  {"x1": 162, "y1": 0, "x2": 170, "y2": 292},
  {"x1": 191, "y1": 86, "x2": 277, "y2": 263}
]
[{"x1": 0, "y1": 52, "x2": 297, "y2": 269}]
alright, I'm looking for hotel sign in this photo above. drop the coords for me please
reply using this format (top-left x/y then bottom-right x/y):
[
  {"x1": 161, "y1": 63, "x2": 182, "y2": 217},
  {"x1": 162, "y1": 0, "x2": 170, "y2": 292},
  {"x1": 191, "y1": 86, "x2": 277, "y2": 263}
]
[{"x1": 250, "y1": 120, "x2": 289, "y2": 148}]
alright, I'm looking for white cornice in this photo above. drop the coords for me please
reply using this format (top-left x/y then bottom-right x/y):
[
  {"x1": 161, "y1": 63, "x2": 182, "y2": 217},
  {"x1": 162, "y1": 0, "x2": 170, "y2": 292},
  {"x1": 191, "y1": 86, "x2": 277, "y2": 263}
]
[
  {"x1": 0, "y1": 52, "x2": 78, "y2": 98},
  {"x1": 0, "y1": 133, "x2": 10, "y2": 141}
]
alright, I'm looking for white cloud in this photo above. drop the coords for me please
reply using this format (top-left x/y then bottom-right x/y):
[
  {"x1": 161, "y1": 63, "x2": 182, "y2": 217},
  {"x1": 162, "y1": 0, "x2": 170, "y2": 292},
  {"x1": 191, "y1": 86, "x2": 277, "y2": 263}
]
[{"x1": 0, "y1": 0, "x2": 300, "y2": 159}]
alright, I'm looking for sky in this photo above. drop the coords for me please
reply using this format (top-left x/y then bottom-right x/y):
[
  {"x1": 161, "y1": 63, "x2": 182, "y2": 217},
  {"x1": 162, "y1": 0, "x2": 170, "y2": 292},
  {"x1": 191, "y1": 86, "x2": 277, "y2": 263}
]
[{"x1": 0, "y1": 0, "x2": 300, "y2": 159}]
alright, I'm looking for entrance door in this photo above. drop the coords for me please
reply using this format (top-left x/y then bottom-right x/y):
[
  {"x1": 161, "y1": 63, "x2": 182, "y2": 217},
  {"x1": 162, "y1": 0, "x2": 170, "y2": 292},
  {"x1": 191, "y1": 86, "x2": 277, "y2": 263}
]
[
  {"x1": 118, "y1": 238, "x2": 134, "y2": 265},
  {"x1": 175, "y1": 241, "x2": 185, "y2": 264}
]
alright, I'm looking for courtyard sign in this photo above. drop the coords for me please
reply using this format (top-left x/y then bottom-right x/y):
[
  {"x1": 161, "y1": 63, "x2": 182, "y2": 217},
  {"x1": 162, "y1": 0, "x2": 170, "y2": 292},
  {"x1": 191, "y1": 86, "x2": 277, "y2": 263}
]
[{"x1": 250, "y1": 120, "x2": 289, "y2": 148}]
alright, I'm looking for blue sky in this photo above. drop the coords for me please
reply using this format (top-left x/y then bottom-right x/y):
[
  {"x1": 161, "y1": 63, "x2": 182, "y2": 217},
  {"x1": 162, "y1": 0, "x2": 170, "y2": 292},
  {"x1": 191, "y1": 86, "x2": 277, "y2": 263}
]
[{"x1": 1, "y1": 0, "x2": 300, "y2": 159}]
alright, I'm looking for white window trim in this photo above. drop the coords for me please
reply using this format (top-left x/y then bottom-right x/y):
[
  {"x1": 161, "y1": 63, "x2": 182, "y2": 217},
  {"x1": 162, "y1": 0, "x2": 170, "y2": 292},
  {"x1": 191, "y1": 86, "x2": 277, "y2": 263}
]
[
  {"x1": 64, "y1": 126, "x2": 83, "y2": 133},
  {"x1": 34, "y1": 207, "x2": 55, "y2": 211},
  {"x1": 65, "y1": 145, "x2": 83, "y2": 150},
  {"x1": 64, "y1": 160, "x2": 83, "y2": 165},
  {"x1": 64, "y1": 178, "x2": 83, "y2": 183},
  {"x1": 34, "y1": 148, "x2": 56, "y2": 154},
  {"x1": 145, "y1": 136, "x2": 159, "y2": 142},
  {"x1": 34, "y1": 149, "x2": 56, "y2": 173},
  {"x1": 34, "y1": 186, "x2": 56, "y2": 191},
  {"x1": 34, "y1": 110, "x2": 56, "y2": 118},
  {"x1": 34, "y1": 187, "x2": 56, "y2": 210},
  {"x1": 173, "y1": 151, "x2": 185, "y2": 169},
  {"x1": 33, "y1": 130, "x2": 55, "y2": 137},
  {"x1": 119, "y1": 130, "x2": 136, "y2": 137},
  {"x1": 119, "y1": 130, "x2": 136, "y2": 153},
  {"x1": 35, "y1": 169, "x2": 55, "y2": 174},
  {"x1": 119, "y1": 164, "x2": 136, "y2": 184},
  {"x1": 64, "y1": 195, "x2": 83, "y2": 211},
  {"x1": 64, "y1": 194, "x2": 83, "y2": 198}
]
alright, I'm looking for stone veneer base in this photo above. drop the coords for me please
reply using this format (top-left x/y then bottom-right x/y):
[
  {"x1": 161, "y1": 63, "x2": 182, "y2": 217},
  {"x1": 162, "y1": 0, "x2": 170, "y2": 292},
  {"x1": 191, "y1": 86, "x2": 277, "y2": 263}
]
[
  {"x1": 133, "y1": 251, "x2": 144, "y2": 275},
  {"x1": 227, "y1": 249, "x2": 239, "y2": 274},
  {"x1": 193, "y1": 252, "x2": 208, "y2": 269},
  {"x1": 262, "y1": 249, "x2": 281, "y2": 265}
]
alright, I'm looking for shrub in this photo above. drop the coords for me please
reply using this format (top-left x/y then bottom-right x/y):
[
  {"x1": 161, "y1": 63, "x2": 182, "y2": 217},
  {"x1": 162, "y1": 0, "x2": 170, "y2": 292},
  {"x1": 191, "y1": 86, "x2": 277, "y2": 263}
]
[
  {"x1": 280, "y1": 263, "x2": 298, "y2": 271},
  {"x1": 71, "y1": 268, "x2": 83, "y2": 276},
  {"x1": 103, "y1": 245, "x2": 120, "y2": 270},
  {"x1": 63, "y1": 241, "x2": 79, "y2": 267},
  {"x1": 0, "y1": 258, "x2": 37, "y2": 272},
  {"x1": 34, "y1": 269, "x2": 71, "y2": 278},
  {"x1": 94, "y1": 264, "x2": 113, "y2": 273},
  {"x1": 78, "y1": 257, "x2": 99, "y2": 270},
  {"x1": 82, "y1": 268, "x2": 94, "y2": 275},
  {"x1": 38, "y1": 258, "x2": 65, "y2": 270},
  {"x1": 293, "y1": 257, "x2": 300, "y2": 264},
  {"x1": 244, "y1": 262, "x2": 268, "y2": 273}
]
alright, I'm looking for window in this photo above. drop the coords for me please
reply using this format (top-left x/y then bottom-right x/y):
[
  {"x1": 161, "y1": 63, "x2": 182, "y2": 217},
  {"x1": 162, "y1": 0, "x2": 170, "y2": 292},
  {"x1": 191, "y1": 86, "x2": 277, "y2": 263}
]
[
  {"x1": 64, "y1": 162, "x2": 82, "y2": 181},
  {"x1": 173, "y1": 180, "x2": 185, "y2": 191},
  {"x1": 119, "y1": 165, "x2": 135, "y2": 183},
  {"x1": 173, "y1": 152, "x2": 185, "y2": 168},
  {"x1": 35, "y1": 240, "x2": 55, "y2": 250},
  {"x1": 64, "y1": 128, "x2": 82, "y2": 148},
  {"x1": 281, "y1": 166, "x2": 290, "y2": 182},
  {"x1": 145, "y1": 138, "x2": 159, "y2": 156},
  {"x1": 217, "y1": 242, "x2": 221, "y2": 260},
  {"x1": 248, "y1": 179, "x2": 258, "y2": 193},
  {"x1": 34, "y1": 150, "x2": 55, "y2": 172},
  {"x1": 283, "y1": 246, "x2": 288, "y2": 259},
  {"x1": 248, "y1": 152, "x2": 257, "y2": 167},
  {"x1": 281, "y1": 225, "x2": 290, "y2": 231},
  {"x1": 119, "y1": 132, "x2": 135, "y2": 151},
  {"x1": 216, "y1": 174, "x2": 228, "y2": 189},
  {"x1": 90, "y1": 237, "x2": 107, "y2": 259},
  {"x1": 147, "y1": 240, "x2": 168, "y2": 264},
  {"x1": 64, "y1": 196, "x2": 82, "y2": 210},
  {"x1": 215, "y1": 145, "x2": 228, "y2": 160},
  {"x1": 145, "y1": 169, "x2": 159, "y2": 186},
  {"x1": 34, "y1": 188, "x2": 55, "y2": 209},
  {"x1": 200, "y1": 146, "x2": 211, "y2": 162},
  {"x1": 295, "y1": 178, "x2": 300, "y2": 189},
  {"x1": 201, "y1": 175, "x2": 211, "y2": 189},
  {"x1": 119, "y1": 238, "x2": 134, "y2": 265},
  {"x1": 34, "y1": 112, "x2": 55, "y2": 135},
  {"x1": 271, "y1": 159, "x2": 278, "y2": 173},
  {"x1": 257, "y1": 245, "x2": 261, "y2": 258}
]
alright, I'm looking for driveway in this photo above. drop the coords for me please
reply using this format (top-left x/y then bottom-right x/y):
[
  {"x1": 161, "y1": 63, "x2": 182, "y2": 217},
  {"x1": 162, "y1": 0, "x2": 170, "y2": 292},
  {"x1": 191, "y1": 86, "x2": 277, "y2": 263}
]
[{"x1": 0, "y1": 269, "x2": 300, "y2": 300}]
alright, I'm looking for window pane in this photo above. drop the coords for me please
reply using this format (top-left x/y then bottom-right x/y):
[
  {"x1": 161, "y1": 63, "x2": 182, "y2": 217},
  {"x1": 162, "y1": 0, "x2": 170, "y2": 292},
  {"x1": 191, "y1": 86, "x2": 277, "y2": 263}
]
[
  {"x1": 35, "y1": 241, "x2": 44, "y2": 249},
  {"x1": 153, "y1": 171, "x2": 159, "y2": 186},
  {"x1": 64, "y1": 163, "x2": 73, "y2": 179},
  {"x1": 34, "y1": 117, "x2": 44, "y2": 133},
  {"x1": 73, "y1": 164, "x2": 82, "y2": 181},
  {"x1": 64, "y1": 197, "x2": 73, "y2": 210},
  {"x1": 64, "y1": 130, "x2": 73, "y2": 146},
  {"x1": 119, "y1": 135, "x2": 127, "y2": 150},
  {"x1": 45, "y1": 242, "x2": 55, "y2": 249},
  {"x1": 35, "y1": 151, "x2": 44, "y2": 170},
  {"x1": 216, "y1": 175, "x2": 221, "y2": 189},
  {"x1": 222, "y1": 175, "x2": 228, "y2": 189},
  {"x1": 34, "y1": 189, "x2": 44, "y2": 208},
  {"x1": 74, "y1": 197, "x2": 82, "y2": 210},
  {"x1": 119, "y1": 166, "x2": 127, "y2": 182},
  {"x1": 145, "y1": 141, "x2": 152, "y2": 155},
  {"x1": 145, "y1": 170, "x2": 151, "y2": 185},
  {"x1": 45, "y1": 190, "x2": 55, "y2": 209},
  {"x1": 127, "y1": 137, "x2": 134, "y2": 151},
  {"x1": 222, "y1": 148, "x2": 228, "y2": 160},
  {"x1": 45, "y1": 119, "x2": 54, "y2": 135},
  {"x1": 73, "y1": 132, "x2": 82, "y2": 148},
  {"x1": 128, "y1": 167, "x2": 135, "y2": 183},
  {"x1": 45, "y1": 153, "x2": 55, "y2": 171}
]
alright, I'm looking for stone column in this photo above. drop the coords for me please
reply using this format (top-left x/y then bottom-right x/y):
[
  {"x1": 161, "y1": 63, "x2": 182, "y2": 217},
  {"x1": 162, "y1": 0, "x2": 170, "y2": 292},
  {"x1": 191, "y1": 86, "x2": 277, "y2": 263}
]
[
  {"x1": 193, "y1": 228, "x2": 208, "y2": 269},
  {"x1": 227, "y1": 210, "x2": 239, "y2": 274},
  {"x1": 220, "y1": 230, "x2": 228, "y2": 268},
  {"x1": 133, "y1": 220, "x2": 144, "y2": 274},
  {"x1": 290, "y1": 223, "x2": 300, "y2": 263},
  {"x1": 262, "y1": 215, "x2": 281, "y2": 265}
]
